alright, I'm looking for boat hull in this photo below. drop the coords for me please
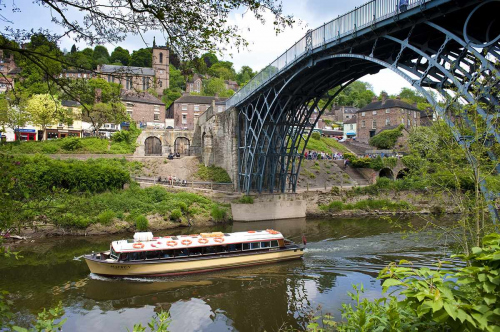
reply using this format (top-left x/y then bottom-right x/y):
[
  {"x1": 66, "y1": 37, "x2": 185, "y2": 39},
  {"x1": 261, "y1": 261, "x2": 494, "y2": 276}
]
[{"x1": 85, "y1": 248, "x2": 304, "y2": 277}]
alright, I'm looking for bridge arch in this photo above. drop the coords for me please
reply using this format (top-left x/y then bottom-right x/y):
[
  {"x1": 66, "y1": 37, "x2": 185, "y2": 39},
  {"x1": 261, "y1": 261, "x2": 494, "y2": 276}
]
[
  {"x1": 144, "y1": 136, "x2": 162, "y2": 156},
  {"x1": 174, "y1": 137, "x2": 191, "y2": 156},
  {"x1": 396, "y1": 168, "x2": 410, "y2": 180},
  {"x1": 379, "y1": 168, "x2": 394, "y2": 180}
]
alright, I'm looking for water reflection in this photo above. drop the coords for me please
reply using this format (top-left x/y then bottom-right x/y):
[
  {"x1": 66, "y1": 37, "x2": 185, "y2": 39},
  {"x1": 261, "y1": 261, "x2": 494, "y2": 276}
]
[{"x1": 1, "y1": 217, "x2": 454, "y2": 331}]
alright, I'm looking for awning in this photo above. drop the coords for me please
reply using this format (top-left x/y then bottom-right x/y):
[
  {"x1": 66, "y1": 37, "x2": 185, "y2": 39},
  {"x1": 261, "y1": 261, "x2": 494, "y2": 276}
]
[
  {"x1": 346, "y1": 131, "x2": 356, "y2": 135},
  {"x1": 14, "y1": 129, "x2": 36, "y2": 133}
]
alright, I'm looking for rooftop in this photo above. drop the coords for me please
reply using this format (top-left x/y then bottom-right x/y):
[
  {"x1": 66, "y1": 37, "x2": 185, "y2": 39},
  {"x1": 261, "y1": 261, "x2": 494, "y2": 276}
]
[
  {"x1": 344, "y1": 115, "x2": 357, "y2": 124},
  {"x1": 100, "y1": 64, "x2": 155, "y2": 76},
  {"x1": 121, "y1": 90, "x2": 164, "y2": 105},
  {"x1": 358, "y1": 98, "x2": 420, "y2": 112},
  {"x1": 174, "y1": 95, "x2": 228, "y2": 104}
]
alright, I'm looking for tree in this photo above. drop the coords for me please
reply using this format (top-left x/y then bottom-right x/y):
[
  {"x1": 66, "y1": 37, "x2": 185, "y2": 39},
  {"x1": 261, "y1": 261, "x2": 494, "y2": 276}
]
[
  {"x1": 169, "y1": 66, "x2": 185, "y2": 91},
  {"x1": 208, "y1": 61, "x2": 236, "y2": 80},
  {"x1": 201, "y1": 52, "x2": 218, "y2": 68},
  {"x1": 202, "y1": 77, "x2": 234, "y2": 97},
  {"x1": 0, "y1": 92, "x2": 30, "y2": 141},
  {"x1": 26, "y1": 94, "x2": 64, "y2": 140},
  {"x1": 130, "y1": 48, "x2": 152, "y2": 67},
  {"x1": 110, "y1": 46, "x2": 131, "y2": 66},
  {"x1": 332, "y1": 81, "x2": 375, "y2": 109},
  {"x1": 70, "y1": 44, "x2": 77, "y2": 54},
  {"x1": 236, "y1": 65, "x2": 255, "y2": 86}
]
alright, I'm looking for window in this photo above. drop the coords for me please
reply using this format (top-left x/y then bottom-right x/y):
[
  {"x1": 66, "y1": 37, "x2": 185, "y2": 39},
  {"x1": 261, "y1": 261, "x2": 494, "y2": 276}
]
[
  {"x1": 408, "y1": 119, "x2": 411, "y2": 127},
  {"x1": 111, "y1": 124, "x2": 115, "y2": 129},
  {"x1": 194, "y1": 105, "x2": 200, "y2": 112},
  {"x1": 361, "y1": 112, "x2": 365, "y2": 117},
  {"x1": 386, "y1": 109, "x2": 390, "y2": 114},
  {"x1": 414, "y1": 111, "x2": 417, "y2": 119},
  {"x1": 372, "y1": 120, "x2": 377, "y2": 129},
  {"x1": 361, "y1": 120, "x2": 366, "y2": 128},
  {"x1": 345, "y1": 115, "x2": 350, "y2": 119},
  {"x1": 146, "y1": 251, "x2": 159, "y2": 260},
  {"x1": 127, "y1": 110, "x2": 133, "y2": 117},
  {"x1": 77, "y1": 73, "x2": 81, "y2": 78},
  {"x1": 181, "y1": 104, "x2": 188, "y2": 111},
  {"x1": 142, "y1": 77, "x2": 146, "y2": 90},
  {"x1": 386, "y1": 118, "x2": 390, "y2": 126},
  {"x1": 189, "y1": 247, "x2": 202, "y2": 256},
  {"x1": 83, "y1": 74, "x2": 87, "y2": 78},
  {"x1": 350, "y1": 124, "x2": 353, "y2": 130},
  {"x1": 251, "y1": 242, "x2": 261, "y2": 250},
  {"x1": 218, "y1": 106, "x2": 223, "y2": 113},
  {"x1": 182, "y1": 114, "x2": 187, "y2": 124},
  {"x1": 373, "y1": 110, "x2": 377, "y2": 115},
  {"x1": 401, "y1": 118, "x2": 404, "y2": 124},
  {"x1": 243, "y1": 243, "x2": 250, "y2": 250},
  {"x1": 195, "y1": 81, "x2": 200, "y2": 92},
  {"x1": 159, "y1": 52, "x2": 163, "y2": 63},
  {"x1": 261, "y1": 241, "x2": 270, "y2": 248},
  {"x1": 159, "y1": 80, "x2": 162, "y2": 87},
  {"x1": 271, "y1": 240, "x2": 278, "y2": 247},
  {"x1": 154, "y1": 114, "x2": 160, "y2": 121}
]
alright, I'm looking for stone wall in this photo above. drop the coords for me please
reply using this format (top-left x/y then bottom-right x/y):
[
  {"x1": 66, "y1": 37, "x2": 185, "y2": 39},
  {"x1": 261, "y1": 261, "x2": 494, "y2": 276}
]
[
  {"x1": 134, "y1": 129, "x2": 195, "y2": 156},
  {"x1": 196, "y1": 107, "x2": 239, "y2": 187}
]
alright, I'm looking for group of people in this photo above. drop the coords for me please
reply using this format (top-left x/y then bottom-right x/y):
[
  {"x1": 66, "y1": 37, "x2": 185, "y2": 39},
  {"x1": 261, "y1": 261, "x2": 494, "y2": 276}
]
[
  {"x1": 304, "y1": 151, "x2": 345, "y2": 161},
  {"x1": 157, "y1": 176, "x2": 188, "y2": 186},
  {"x1": 167, "y1": 152, "x2": 181, "y2": 160}
]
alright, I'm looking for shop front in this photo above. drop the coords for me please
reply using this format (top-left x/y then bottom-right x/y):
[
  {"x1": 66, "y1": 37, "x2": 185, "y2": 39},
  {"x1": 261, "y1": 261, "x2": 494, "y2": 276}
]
[{"x1": 14, "y1": 128, "x2": 37, "y2": 141}]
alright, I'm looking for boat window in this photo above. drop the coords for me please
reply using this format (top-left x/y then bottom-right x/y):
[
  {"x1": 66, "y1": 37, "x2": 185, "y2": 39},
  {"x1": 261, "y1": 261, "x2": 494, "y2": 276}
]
[
  {"x1": 174, "y1": 249, "x2": 188, "y2": 257},
  {"x1": 120, "y1": 253, "x2": 129, "y2": 261},
  {"x1": 217, "y1": 245, "x2": 228, "y2": 253},
  {"x1": 110, "y1": 247, "x2": 118, "y2": 260},
  {"x1": 261, "y1": 241, "x2": 270, "y2": 248},
  {"x1": 146, "y1": 251, "x2": 159, "y2": 260},
  {"x1": 271, "y1": 240, "x2": 278, "y2": 247},
  {"x1": 251, "y1": 242, "x2": 261, "y2": 249},
  {"x1": 189, "y1": 247, "x2": 202, "y2": 256},
  {"x1": 203, "y1": 246, "x2": 217, "y2": 255},
  {"x1": 243, "y1": 243, "x2": 250, "y2": 250},
  {"x1": 160, "y1": 250, "x2": 172, "y2": 259},
  {"x1": 129, "y1": 252, "x2": 144, "y2": 261}
]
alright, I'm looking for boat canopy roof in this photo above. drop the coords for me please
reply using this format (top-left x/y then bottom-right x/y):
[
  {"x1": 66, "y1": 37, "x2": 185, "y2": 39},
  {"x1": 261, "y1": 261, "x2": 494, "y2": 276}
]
[{"x1": 112, "y1": 230, "x2": 284, "y2": 253}]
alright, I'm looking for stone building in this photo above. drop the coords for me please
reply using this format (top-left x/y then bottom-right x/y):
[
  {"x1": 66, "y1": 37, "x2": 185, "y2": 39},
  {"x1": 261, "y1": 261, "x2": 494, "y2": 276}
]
[
  {"x1": 61, "y1": 69, "x2": 95, "y2": 80},
  {"x1": 343, "y1": 115, "x2": 357, "y2": 139},
  {"x1": 98, "y1": 45, "x2": 169, "y2": 96},
  {"x1": 169, "y1": 95, "x2": 227, "y2": 130},
  {"x1": 0, "y1": 50, "x2": 17, "y2": 92},
  {"x1": 121, "y1": 90, "x2": 165, "y2": 129},
  {"x1": 332, "y1": 105, "x2": 359, "y2": 123},
  {"x1": 356, "y1": 94, "x2": 421, "y2": 144},
  {"x1": 186, "y1": 73, "x2": 204, "y2": 93}
]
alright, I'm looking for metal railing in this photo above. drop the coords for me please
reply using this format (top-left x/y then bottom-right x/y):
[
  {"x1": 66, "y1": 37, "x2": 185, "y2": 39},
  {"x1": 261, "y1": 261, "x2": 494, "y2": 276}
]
[
  {"x1": 133, "y1": 176, "x2": 234, "y2": 192},
  {"x1": 226, "y1": 0, "x2": 432, "y2": 108}
]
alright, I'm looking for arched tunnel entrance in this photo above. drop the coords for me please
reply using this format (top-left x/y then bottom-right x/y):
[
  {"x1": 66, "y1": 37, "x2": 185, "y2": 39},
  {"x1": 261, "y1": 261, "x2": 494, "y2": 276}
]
[
  {"x1": 396, "y1": 168, "x2": 410, "y2": 180},
  {"x1": 379, "y1": 168, "x2": 394, "y2": 180}
]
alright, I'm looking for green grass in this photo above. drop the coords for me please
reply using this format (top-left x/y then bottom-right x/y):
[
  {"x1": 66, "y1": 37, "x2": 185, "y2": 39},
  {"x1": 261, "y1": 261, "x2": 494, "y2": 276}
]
[
  {"x1": 237, "y1": 195, "x2": 254, "y2": 204},
  {"x1": 320, "y1": 199, "x2": 413, "y2": 212},
  {"x1": 196, "y1": 164, "x2": 231, "y2": 183},
  {"x1": 298, "y1": 135, "x2": 350, "y2": 154}
]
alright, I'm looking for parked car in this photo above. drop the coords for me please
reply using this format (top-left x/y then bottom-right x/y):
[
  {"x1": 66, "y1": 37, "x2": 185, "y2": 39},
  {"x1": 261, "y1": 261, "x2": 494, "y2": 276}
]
[{"x1": 338, "y1": 138, "x2": 346, "y2": 143}]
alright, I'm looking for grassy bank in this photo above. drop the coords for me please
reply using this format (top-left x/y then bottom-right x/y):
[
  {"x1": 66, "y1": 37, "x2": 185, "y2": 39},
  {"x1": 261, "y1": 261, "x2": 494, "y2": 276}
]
[
  {"x1": 196, "y1": 164, "x2": 231, "y2": 183},
  {"x1": 298, "y1": 135, "x2": 350, "y2": 154},
  {"x1": 320, "y1": 199, "x2": 413, "y2": 212}
]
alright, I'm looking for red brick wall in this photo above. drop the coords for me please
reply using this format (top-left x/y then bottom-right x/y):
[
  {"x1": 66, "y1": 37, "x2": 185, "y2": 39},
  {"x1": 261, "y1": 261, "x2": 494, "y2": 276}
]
[
  {"x1": 125, "y1": 102, "x2": 165, "y2": 125},
  {"x1": 173, "y1": 101, "x2": 211, "y2": 130}
]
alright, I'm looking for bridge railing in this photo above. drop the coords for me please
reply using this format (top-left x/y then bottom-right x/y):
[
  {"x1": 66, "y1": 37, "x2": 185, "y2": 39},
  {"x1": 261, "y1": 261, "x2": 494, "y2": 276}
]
[{"x1": 226, "y1": 0, "x2": 431, "y2": 109}]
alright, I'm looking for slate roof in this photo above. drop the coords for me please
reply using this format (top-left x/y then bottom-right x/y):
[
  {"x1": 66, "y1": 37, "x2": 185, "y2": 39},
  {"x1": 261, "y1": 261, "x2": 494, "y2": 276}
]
[
  {"x1": 101, "y1": 64, "x2": 155, "y2": 76},
  {"x1": 121, "y1": 90, "x2": 164, "y2": 105},
  {"x1": 344, "y1": 115, "x2": 357, "y2": 124},
  {"x1": 358, "y1": 98, "x2": 420, "y2": 112},
  {"x1": 61, "y1": 100, "x2": 81, "y2": 107},
  {"x1": 174, "y1": 95, "x2": 228, "y2": 105},
  {"x1": 8, "y1": 68, "x2": 21, "y2": 75}
]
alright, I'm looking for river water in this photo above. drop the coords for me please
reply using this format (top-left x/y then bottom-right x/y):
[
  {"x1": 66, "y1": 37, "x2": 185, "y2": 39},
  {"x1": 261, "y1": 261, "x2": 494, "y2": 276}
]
[{"x1": 1, "y1": 217, "x2": 455, "y2": 331}]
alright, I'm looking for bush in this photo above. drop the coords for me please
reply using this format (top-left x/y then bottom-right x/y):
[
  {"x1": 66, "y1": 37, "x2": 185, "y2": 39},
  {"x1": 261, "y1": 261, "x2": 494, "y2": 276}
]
[
  {"x1": 61, "y1": 137, "x2": 83, "y2": 151},
  {"x1": 211, "y1": 206, "x2": 227, "y2": 222},
  {"x1": 170, "y1": 209, "x2": 182, "y2": 221},
  {"x1": 96, "y1": 210, "x2": 115, "y2": 225},
  {"x1": 323, "y1": 201, "x2": 343, "y2": 211},
  {"x1": 369, "y1": 124, "x2": 404, "y2": 149},
  {"x1": 196, "y1": 164, "x2": 231, "y2": 183},
  {"x1": 311, "y1": 131, "x2": 321, "y2": 140},
  {"x1": 238, "y1": 195, "x2": 254, "y2": 204},
  {"x1": 135, "y1": 215, "x2": 148, "y2": 231}
]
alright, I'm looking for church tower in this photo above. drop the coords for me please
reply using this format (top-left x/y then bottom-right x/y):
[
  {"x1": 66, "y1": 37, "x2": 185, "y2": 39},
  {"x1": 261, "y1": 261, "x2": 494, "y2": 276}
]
[{"x1": 152, "y1": 43, "x2": 169, "y2": 96}]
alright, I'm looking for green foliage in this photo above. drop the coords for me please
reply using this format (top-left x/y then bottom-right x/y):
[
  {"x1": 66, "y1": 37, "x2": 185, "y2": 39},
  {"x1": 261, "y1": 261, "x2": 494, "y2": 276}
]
[
  {"x1": 236, "y1": 66, "x2": 256, "y2": 86},
  {"x1": 311, "y1": 131, "x2": 321, "y2": 140},
  {"x1": 196, "y1": 164, "x2": 231, "y2": 183},
  {"x1": 331, "y1": 81, "x2": 376, "y2": 109},
  {"x1": 110, "y1": 46, "x2": 130, "y2": 66},
  {"x1": 369, "y1": 124, "x2": 404, "y2": 149},
  {"x1": 202, "y1": 77, "x2": 235, "y2": 97},
  {"x1": 131, "y1": 311, "x2": 171, "y2": 332},
  {"x1": 96, "y1": 210, "x2": 115, "y2": 225},
  {"x1": 208, "y1": 61, "x2": 236, "y2": 80},
  {"x1": 210, "y1": 206, "x2": 227, "y2": 222},
  {"x1": 321, "y1": 199, "x2": 412, "y2": 212},
  {"x1": 299, "y1": 135, "x2": 350, "y2": 155},
  {"x1": 130, "y1": 48, "x2": 152, "y2": 67},
  {"x1": 238, "y1": 195, "x2": 254, "y2": 204},
  {"x1": 61, "y1": 137, "x2": 83, "y2": 151},
  {"x1": 135, "y1": 215, "x2": 149, "y2": 231},
  {"x1": 170, "y1": 209, "x2": 182, "y2": 221}
]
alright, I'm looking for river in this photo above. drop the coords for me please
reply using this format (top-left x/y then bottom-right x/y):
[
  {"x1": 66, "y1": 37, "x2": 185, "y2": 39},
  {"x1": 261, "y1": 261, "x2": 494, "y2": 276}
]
[{"x1": 0, "y1": 217, "x2": 455, "y2": 331}]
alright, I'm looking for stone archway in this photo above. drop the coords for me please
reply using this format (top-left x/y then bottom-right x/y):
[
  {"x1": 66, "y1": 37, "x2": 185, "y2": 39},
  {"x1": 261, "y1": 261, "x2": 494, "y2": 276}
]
[
  {"x1": 145, "y1": 136, "x2": 162, "y2": 156},
  {"x1": 379, "y1": 168, "x2": 394, "y2": 180},
  {"x1": 174, "y1": 137, "x2": 190, "y2": 156},
  {"x1": 396, "y1": 168, "x2": 410, "y2": 180}
]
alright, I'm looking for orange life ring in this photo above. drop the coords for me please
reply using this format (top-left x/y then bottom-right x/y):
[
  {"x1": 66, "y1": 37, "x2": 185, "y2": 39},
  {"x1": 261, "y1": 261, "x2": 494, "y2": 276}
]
[
  {"x1": 198, "y1": 238, "x2": 209, "y2": 244},
  {"x1": 214, "y1": 237, "x2": 224, "y2": 243},
  {"x1": 248, "y1": 231, "x2": 256, "y2": 233},
  {"x1": 133, "y1": 242, "x2": 145, "y2": 249},
  {"x1": 163, "y1": 236, "x2": 171, "y2": 239},
  {"x1": 267, "y1": 229, "x2": 279, "y2": 235},
  {"x1": 151, "y1": 243, "x2": 157, "y2": 248},
  {"x1": 166, "y1": 241, "x2": 177, "y2": 247},
  {"x1": 181, "y1": 239, "x2": 192, "y2": 246},
  {"x1": 157, "y1": 241, "x2": 162, "y2": 245}
]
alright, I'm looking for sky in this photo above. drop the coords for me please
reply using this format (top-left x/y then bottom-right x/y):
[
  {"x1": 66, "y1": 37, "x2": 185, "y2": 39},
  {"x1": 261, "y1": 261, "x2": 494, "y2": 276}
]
[{"x1": 0, "y1": 0, "x2": 411, "y2": 95}]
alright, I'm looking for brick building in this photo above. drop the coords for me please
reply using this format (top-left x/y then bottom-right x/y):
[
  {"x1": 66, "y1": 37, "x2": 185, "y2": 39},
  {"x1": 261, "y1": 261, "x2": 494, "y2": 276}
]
[
  {"x1": 169, "y1": 95, "x2": 227, "y2": 130},
  {"x1": 343, "y1": 115, "x2": 357, "y2": 139},
  {"x1": 98, "y1": 45, "x2": 169, "y2": 96},
  {"x1": 356, "y1": 94, "x2": 421, "y2": 144},
  {"x1": 186, "y1": 73, "x2": 203, "y2": 93},
  {"x1": 0, "y1": 50, "x2": 17, "y2": 92},
  {"x1": 61, "y1": 69, "x2": 95, "y2": 80},
  {"x1": 332, "y1": 105, "x2": 359, "y2": 123},
  {"x1": 121, "y1": 90, "x2": 165, "y2": 129}
]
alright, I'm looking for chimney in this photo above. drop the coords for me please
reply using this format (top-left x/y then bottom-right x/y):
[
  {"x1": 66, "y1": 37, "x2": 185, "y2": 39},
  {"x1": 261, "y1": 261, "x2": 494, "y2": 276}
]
[
  {"x1": 413, "y1": 102, "x2": 418, "y2": 108},
  {"x1": 381, "y1": 92, "x2": 388, "y2": 102},
  {"x1": 371, "y1": 96, "x2": 378, "y2": 103},
  {"x1": 396, "y1": 95, "x2": 401, "y2": 100}
]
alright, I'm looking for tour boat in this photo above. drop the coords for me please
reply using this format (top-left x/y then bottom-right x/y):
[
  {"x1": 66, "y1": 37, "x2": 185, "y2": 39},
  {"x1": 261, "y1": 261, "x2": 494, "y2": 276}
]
[{"x1": 84, "y1": 230, "x2": 305, "y2": 277}]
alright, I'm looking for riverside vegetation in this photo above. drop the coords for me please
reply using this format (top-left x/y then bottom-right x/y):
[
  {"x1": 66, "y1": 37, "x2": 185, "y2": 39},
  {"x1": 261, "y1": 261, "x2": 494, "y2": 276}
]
[{"x1": 0, "y1": 153, "x2": 230, "y2": 235}]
